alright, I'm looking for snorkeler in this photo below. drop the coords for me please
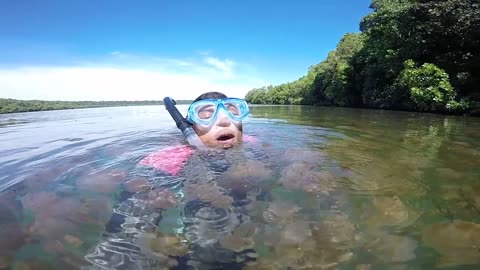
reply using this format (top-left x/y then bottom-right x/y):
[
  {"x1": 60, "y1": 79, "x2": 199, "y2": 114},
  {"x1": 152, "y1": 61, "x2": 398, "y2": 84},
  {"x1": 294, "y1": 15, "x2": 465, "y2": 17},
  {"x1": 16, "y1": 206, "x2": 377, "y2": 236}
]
[
  {"x1": 164, "y1": 91, "x2": 249, "y2": 149},
  {"x1": 140, "y1": 92, "x2": 252, "y2": 175},
  {"x1": 84, "y1": 92, "x2": 257, "y2": 269},
  {"x1": 187, "y1": 92, "x2": 248, "y2": 148}
]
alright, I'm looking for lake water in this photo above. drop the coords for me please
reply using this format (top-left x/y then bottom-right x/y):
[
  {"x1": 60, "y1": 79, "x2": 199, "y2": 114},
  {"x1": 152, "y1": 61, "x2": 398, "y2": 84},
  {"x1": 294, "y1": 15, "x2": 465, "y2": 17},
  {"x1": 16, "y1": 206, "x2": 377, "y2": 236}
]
[{"x1": 1, "y1": 105, "x2": 480, "y2": 269}]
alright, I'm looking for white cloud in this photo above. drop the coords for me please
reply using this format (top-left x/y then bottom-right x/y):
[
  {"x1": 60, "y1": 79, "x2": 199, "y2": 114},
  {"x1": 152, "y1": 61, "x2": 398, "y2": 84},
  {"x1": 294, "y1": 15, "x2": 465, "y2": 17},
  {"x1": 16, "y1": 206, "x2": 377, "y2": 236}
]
[
  {"x1": 204, "y1": 57, "x2": 234, "y2": 74},
  {"x1": 0, "y1": 53, "x2": 268, "y2": 101}
]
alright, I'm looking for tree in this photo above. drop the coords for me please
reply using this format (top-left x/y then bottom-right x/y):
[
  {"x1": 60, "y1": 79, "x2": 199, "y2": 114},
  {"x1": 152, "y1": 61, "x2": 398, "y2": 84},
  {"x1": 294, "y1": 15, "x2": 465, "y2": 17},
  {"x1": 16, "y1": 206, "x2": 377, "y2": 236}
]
[
  {"x1": 398, "y1": 59, "x2": 467, "y2": 112},
  {"x1": 243, "y1": 0, "x2": 479, "y2": 114}
]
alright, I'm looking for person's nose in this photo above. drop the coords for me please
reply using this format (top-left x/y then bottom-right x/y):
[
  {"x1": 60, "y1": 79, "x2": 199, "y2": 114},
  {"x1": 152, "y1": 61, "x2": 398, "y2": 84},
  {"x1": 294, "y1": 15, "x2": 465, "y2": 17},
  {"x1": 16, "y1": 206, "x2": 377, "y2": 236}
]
[{"x1": 215, "y1": 109, "x2": 232, "y2": 127}]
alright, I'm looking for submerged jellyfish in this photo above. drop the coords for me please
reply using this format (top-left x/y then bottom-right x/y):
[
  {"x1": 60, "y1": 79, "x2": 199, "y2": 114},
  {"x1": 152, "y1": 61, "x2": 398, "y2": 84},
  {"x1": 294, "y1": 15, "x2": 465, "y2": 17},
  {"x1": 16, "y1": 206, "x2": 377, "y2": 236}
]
[
  {"x1": 282, "y1": 148, "x2": 327, "y2": 164},
  {"x1": 76, "y1": 169, "x2": 127, "y2": 193},
  {"x1": 0, "y1": 192, "x2": 25, "y2": 260},
  {"x1": 145, "y1": 188, "x2": 177, "y2": 209},
  {"x1": 422, "y1": 221, "x2": 480, "y2": 267},
  {"x1": 318, "y1": 213, "x2": 358, "y2": 247},
  {"x1": 251, "y1": 209, "x2": 360, "y2": 269},
  {"x1": 219, "y1": 160, "x2": 272, "y2": 194},
  {"x1": 280, "y1": 163, "x2": 337, "y2": 195},
  {"x1": 467, "y1": 184, "x2": 480, "y2": 208},
  {"x1": 364, "y1": 233, "x2": 418, "y2": 263},
  {"x1": 279, "y1": 220, "x2": 312, "y2": 245},
  {"x1": 219, "y1": 223, "x2": 256, "y2": 252},
  {"x1": 123, "y1": 177, "x2": 150, "y2": 193},
  {"x1": 361, "y1": 195, "x2": 418, "y2": 230},
  {"x1": 21, "y1": 191, "x2": 112, "y2": 254},
  {"x1": 184, "y1": 182, "x2": 233, "y2": 208},
  {"x1": 138, "y1": 231, "x2": 188, "y2": 263},
  {"x1": 261, "y1": 200, "x2": 301, "y2": 225},
  {"x1": 245, "y1": 220, "x2": 355, "y2": 270}
]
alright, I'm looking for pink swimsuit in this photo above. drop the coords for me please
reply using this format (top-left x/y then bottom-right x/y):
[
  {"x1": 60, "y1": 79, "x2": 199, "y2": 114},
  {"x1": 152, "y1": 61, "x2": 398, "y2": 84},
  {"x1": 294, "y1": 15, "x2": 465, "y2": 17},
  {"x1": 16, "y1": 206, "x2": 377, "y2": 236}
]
[{"x1": 139, "y1": 135, "x2": 257, "y2": 175}]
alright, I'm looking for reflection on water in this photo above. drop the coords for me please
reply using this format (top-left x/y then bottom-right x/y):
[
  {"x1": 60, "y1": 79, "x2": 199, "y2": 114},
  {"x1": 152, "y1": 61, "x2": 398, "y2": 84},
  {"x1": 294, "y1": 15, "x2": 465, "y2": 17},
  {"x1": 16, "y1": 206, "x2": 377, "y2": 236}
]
[{"x1": 0, "y1": 105, "x2": 480, "y2": 269}]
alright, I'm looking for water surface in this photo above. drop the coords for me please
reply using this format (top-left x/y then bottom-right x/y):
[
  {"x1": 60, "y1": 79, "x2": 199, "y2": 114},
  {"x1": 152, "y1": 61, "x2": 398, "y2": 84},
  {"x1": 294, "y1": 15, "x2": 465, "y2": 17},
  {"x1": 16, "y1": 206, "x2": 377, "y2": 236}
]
[{"x1": 1, "y1": 105, "x2": 479, "y2": 269}]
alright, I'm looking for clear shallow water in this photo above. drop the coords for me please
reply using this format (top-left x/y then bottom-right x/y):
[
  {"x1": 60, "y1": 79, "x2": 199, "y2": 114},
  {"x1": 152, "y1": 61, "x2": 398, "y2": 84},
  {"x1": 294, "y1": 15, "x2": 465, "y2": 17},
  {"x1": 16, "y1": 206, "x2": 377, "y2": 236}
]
[{"x1": 1, "y1": 105, "x2": 480, "y2": 269}]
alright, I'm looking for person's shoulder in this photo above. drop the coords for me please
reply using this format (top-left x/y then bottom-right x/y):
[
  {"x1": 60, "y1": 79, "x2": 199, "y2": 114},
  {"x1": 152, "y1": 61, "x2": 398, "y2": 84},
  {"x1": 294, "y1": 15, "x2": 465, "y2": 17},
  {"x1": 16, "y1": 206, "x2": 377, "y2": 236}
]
[{"x1": 138, "y1": 145, "x2": 193, "y2": 175}]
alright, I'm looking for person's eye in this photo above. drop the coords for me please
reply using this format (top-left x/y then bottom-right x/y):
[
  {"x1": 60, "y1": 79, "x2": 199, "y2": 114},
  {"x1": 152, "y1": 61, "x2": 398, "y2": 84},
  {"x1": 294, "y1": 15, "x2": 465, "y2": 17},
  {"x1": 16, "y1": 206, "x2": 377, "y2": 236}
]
[
  {"x1": 198, "y1": 109, "x2": 214, "y2": 119},
  {"x1": 226, "y1": 105, "x2": 239, "y2": 115}
]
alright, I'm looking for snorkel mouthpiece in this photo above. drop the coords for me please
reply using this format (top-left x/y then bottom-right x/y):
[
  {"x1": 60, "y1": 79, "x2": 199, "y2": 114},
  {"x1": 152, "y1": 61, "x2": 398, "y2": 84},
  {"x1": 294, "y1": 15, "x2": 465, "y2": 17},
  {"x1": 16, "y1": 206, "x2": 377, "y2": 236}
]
[{"x1": 163, "y1": 97, "x2": 205, "y2": 148}]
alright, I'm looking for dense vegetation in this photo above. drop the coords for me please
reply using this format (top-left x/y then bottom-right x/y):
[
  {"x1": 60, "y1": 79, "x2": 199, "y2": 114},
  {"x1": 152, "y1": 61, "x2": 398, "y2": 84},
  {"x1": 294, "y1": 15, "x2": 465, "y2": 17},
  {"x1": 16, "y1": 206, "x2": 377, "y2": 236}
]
[
  {"x1": 246, "y1": 0, "x2": 480, "y2": 114},
  {"x1": 0, "y1": 99, "x2": 192, "y2": 114}
]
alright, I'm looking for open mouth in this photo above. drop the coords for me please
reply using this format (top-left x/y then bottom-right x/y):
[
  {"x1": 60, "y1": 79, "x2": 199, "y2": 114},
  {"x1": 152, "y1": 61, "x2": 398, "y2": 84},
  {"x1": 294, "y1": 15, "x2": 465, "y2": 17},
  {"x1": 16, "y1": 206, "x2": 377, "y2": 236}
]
[{"x1": 216, "y1": 133, "x2": 235, "y2": 142}]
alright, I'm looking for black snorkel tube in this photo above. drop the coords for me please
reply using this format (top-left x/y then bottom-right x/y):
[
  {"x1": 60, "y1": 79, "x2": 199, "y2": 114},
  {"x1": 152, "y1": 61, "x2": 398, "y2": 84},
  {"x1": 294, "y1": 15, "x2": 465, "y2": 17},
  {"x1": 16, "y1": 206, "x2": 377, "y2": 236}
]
[{"x1": 163, "y1": 97, "x2": 205, "y2": 148}]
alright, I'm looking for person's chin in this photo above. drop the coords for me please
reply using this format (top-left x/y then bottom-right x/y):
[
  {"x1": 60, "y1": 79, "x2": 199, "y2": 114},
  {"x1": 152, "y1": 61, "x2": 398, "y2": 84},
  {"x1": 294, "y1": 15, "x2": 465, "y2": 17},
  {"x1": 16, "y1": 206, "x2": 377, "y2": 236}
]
[{"x1": 219, "y1": 139, "x2": 237, "y2": 148}]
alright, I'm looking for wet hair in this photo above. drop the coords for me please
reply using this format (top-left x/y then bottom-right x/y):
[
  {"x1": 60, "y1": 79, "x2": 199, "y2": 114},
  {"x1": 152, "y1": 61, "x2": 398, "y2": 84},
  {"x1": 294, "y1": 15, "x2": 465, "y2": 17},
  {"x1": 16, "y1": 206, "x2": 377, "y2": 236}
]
[{"x1": 192, "y1": 91, "x2": 227, "y2": 103}]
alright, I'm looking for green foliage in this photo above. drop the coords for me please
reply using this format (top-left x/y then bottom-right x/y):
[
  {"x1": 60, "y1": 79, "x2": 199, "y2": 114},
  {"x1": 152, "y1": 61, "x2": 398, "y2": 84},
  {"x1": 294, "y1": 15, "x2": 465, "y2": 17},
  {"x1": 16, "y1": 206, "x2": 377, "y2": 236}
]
[
  {"x1": 0, "y1": 99, "x2": 191, "y2": 114},
  {"x1": 408, "y1": 0, "x2": 480, "y2": 99},
  {"x1": 399, "y1": 60, "x2": 456, "y2": 111},
  {"x1": 446, "y1": 99, "x2": 469, "y2": 113},
  {"x1": 313, "y1": 33, "x2": 364, "y2": 106},
  {"x1": 246, "y1": 33, "x2": 364, "y2": 107},
  {"x1": 245, "y1": 0, "x2": 478, "y2": 115},
  {"x1": 245, "y1": 86, "x2": 272, "y2": 104},
  {"x1": 356, "y1": 0, "x2": 415, "y2": 107}
]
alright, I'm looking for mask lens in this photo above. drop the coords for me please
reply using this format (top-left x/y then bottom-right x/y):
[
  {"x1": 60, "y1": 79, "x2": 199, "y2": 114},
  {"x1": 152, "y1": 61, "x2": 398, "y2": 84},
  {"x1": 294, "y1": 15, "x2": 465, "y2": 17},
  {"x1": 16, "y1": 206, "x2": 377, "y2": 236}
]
[
  {"x1": 188, "y1": 98, "x2": 249, "y2": 125},
  {"x1": 224, "y1": 99, "x2": 249, "y2": 118},
  {"x1": 224, "y1": 103, "x2": 240, "y2": 116},
  {"x1": 195, "y1": 104, "x2": 215, "y2": 120}
]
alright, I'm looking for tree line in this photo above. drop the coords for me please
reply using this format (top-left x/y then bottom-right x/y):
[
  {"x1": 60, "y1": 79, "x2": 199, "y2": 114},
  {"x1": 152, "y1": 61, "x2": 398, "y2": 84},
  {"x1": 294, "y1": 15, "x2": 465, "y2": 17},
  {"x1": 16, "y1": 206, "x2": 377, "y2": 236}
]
[
  {"x1": 245, "y1": 0, "x2": 480, "y2": 114},
  {"x1": 0, "y1": 99, "x2": 192, "y2": 114}
]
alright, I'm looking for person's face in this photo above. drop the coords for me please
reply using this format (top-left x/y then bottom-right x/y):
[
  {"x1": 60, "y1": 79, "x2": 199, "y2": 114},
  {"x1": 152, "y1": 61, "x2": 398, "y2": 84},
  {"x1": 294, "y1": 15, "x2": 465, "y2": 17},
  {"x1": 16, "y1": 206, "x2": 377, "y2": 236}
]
[{"x1": 193, "y1": 109, "x2": 243, "y2": 148}]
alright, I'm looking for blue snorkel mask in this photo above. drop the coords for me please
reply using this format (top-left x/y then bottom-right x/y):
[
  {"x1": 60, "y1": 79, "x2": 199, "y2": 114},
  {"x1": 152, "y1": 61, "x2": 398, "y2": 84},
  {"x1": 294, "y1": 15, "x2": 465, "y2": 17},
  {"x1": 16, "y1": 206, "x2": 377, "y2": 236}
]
[{"x1": 187, "y1": 98, "x2": 250, "y2": 126}]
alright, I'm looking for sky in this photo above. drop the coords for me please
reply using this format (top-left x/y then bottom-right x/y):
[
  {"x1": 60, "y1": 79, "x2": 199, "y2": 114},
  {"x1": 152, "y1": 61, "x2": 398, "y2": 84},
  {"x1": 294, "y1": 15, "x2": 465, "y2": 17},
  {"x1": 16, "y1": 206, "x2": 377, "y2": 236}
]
[{"x1": 0, "y1": 0, "x2": 372, "y2": 101}]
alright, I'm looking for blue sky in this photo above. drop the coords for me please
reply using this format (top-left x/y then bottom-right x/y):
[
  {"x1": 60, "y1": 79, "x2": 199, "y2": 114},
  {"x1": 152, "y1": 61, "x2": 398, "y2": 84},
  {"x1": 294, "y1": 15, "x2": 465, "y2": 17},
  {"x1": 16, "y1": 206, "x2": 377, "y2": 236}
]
[{"x1": 0, "y1": 0, "x2": 371, "y2": 101}]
